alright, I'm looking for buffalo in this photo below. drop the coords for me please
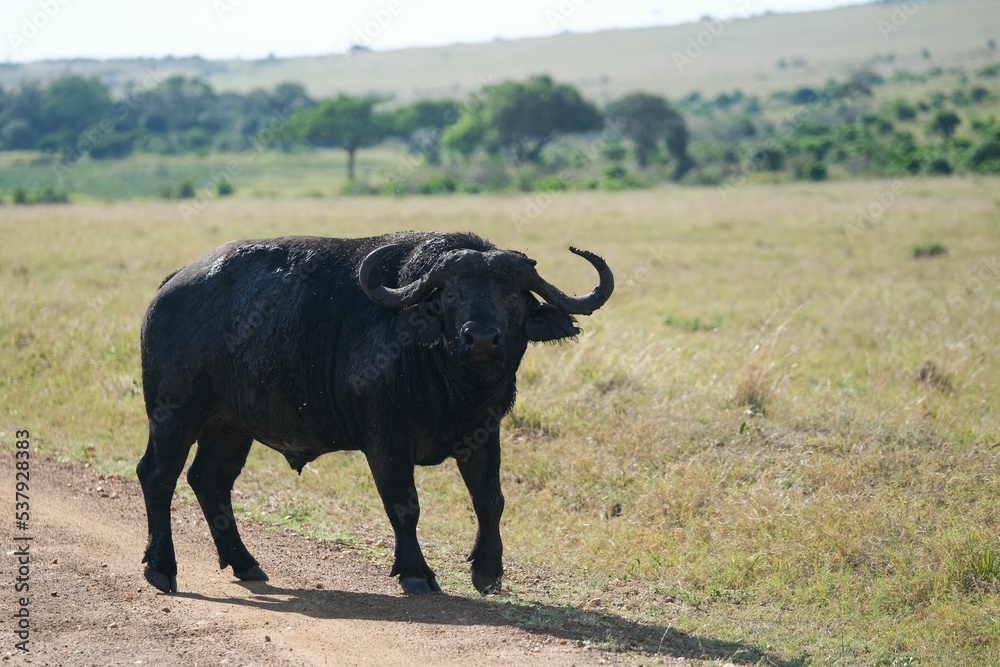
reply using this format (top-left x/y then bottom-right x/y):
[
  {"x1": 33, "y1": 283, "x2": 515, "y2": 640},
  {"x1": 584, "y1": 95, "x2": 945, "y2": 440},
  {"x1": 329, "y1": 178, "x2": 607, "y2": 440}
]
[{"x1": 137, "y1": 231, "x2": 613, "y2": 595}]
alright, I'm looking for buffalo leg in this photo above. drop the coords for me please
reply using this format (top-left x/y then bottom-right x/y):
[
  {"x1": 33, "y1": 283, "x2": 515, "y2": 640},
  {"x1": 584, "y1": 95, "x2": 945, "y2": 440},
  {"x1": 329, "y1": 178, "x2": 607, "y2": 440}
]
[
  {"x1": 457, "y1": 433, "x2": 505, "y2": 595},
  {"x1": 365, "y1": 451, "x2": 440, "y2": 594},
  {"x1": 187, "y1": 424, "x2": 266, "y2": 582},
  {"x1": 137, "y1": 420, "x2": 200, "y2": 593}
]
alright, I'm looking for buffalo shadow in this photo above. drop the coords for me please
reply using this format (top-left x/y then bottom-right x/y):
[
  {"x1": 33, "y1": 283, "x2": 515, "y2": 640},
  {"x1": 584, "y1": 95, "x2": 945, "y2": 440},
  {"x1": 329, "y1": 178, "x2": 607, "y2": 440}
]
[{"x1": 173, "y1": 581, "x2": 801, "y2": 665}]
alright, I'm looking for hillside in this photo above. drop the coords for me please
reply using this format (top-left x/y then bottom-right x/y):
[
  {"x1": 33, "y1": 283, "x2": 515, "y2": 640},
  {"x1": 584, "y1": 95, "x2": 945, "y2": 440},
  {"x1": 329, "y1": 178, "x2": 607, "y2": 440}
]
[{"x1": 2, "y1": 0, "x2": 998, "y2": 103}]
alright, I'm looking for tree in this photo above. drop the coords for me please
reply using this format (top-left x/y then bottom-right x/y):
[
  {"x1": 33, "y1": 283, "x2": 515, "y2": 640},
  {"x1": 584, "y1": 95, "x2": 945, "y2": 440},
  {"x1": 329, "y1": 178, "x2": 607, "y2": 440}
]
[
  {"x1": 446, "y1": 75, "x2": 602, "y2": 163},
  {"x1": 608, "y1": 92, "x2": 681, "y2": 169},
  {"x1": 385, "y1": 99, "x2": 460, "y2": 165},
  {"x1": 930, "y1": 110, "x2": 961, "y2": 138},
  {"x1": 291, "y1": 94, "x2": 387, "y2": 180},
  {"x1": 39, "y1": 76, "x2": 113, "y2": 139},
  {"x1": 663, "y1": 115, "x2": 695, "y2": 180},
  {"x1": 0, "y1": 82, "x2": 44, "y2": 149}
]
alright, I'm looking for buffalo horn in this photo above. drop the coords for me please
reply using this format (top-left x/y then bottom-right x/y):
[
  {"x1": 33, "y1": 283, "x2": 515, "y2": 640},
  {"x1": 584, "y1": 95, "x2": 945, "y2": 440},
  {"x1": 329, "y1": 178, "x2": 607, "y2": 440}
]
[
  {"x1": 359, "y1": 244, "x2": 481, "y2": 309},
  {"x1": 525, "y1": 247, "x2": 614, "y2": 315}
]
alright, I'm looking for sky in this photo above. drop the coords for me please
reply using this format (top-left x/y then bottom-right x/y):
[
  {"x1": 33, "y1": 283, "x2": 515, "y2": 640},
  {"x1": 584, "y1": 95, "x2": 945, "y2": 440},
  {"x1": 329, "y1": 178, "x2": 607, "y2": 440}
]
[{"x1": 3, "y1": 0, "x2": 869, "y2": 64}]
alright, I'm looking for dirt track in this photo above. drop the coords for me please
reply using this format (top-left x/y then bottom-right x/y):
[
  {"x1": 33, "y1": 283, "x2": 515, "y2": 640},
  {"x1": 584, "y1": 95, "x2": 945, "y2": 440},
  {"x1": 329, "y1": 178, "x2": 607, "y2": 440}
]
[{"x1": 3, "y1": 457, "x2": 653, "y2": 666}]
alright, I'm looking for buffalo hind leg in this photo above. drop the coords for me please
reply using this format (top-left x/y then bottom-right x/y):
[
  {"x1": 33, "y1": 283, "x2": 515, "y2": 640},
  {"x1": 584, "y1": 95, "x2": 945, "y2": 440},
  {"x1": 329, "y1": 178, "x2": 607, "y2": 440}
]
[
  {"x1": 366, "y1": 451, "x2": 441, "y2": 594},
  {"x1": 187, "y1": 424, "x2": 266, "y2": 582},
  {"x1": 137, "y1": 423, "x2": 200, "y2": 593}
]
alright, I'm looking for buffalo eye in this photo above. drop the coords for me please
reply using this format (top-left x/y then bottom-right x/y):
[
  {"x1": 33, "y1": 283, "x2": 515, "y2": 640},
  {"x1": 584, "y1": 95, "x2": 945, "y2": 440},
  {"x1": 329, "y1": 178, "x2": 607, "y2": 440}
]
[
  {"x1": 504, "y1": 293, "x2": 520, "y2": 306},
  {"x1": 444, "y1": 288, "x2": 459, "y2": 303}
]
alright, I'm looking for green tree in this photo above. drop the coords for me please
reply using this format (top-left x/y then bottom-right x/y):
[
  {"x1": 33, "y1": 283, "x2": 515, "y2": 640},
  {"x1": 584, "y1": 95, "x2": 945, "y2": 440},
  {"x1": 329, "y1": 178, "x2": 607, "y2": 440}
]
[
  {"x1": 441, "y1": 109, "x2": 488, "y2": 160},
  {"x1": 291, "y1": 94, "x2": 387, "y2": 180},
  {"x1": 39, "y1": 76, "x2": 113, "y2": 139},
  {"x1": 663, "y1": 116, "x2": 695, "y2": 180},
  {"x1": 608, "y1": 92, "x2": 685, "y2": 169},
  {"x1": 446, "y1": 75, "x2": 602, "y2": 163},
  {"x1": 385, "y1": 99, "x2": 460, "y2": 165},
  {"x1": 930, "y1": 110, "x2": 961, "y2": 138}
]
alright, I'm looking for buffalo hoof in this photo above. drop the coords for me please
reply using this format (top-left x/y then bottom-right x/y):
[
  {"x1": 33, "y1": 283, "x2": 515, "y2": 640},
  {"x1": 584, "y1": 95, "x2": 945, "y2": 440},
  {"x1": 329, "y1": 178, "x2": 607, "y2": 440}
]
[
  {"x1": 400, "y1": 575, "x2": 442, "y2": 595},
  {"x1": 144, "y1": 567, "x2": 177, "y2": 593},
  {"x1": 234, "y1": 565, "x2": 269, "y2": 582},
  {"x1": 472, "y1": 570, "x2": 502, "y2": 596}
]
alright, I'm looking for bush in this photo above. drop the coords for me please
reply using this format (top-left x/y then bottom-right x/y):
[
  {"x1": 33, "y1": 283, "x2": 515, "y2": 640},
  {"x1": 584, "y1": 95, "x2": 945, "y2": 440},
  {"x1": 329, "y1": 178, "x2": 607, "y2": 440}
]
[
  {"x1": 925, "y1": 157, "x2": 953, "y2": 175},
  {"x1": 913, "y1": 243, "x2": 947, "y2": 258},
  {"x1": 890, "y1": 99, "x2": 918, "y2": 122},
  {"x1": 806, "y1": 161, "x2": 828, "y2": 181},
  {"x1": 751, "y1": 147, "x2": 784, "y2": 171},
  {"x1": 177, "y1": 179, "x2": 196, "y2": 199},
  {"x1": 32, "y1": 186, "x2": 68, "y2": 204},
  {"x1": 216, "y1": 178, "x2": 234, "y2": 196},
  {"x1": 10, "y1": 186, "x2": 68, "y2": 205},
  {"x1": 419, "y1": 174, "x2": 457, "y2": 195},
  {"x1": 534, "y1": 175, "x2": 568, "y2": 192},
  {"x1": 967, "y1": 133, "x2": 1000, "y2": 172}
]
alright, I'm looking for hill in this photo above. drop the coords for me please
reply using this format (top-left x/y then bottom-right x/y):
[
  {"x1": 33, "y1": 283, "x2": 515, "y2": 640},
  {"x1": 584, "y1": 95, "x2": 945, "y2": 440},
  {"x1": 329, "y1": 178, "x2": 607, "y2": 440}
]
[{"x1": 2, "y1": 0, "x2": 998, "y2": 103}]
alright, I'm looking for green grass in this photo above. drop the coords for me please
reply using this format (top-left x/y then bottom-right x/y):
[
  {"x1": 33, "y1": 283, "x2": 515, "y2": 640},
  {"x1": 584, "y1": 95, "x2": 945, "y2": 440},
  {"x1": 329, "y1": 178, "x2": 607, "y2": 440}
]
[
  {"x1": 1, "y1": 179, "x2": 999, "y2": 664},
  {"x1": 0, "y1": 148, "x2": 397, "y2": 201}
]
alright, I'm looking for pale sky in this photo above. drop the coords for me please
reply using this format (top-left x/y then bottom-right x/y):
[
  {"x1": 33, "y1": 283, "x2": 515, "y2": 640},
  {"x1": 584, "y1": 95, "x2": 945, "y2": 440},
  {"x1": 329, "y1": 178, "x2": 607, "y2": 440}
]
[{"x1": 3, "y1": 0, "x2": 869, "y2": 64}]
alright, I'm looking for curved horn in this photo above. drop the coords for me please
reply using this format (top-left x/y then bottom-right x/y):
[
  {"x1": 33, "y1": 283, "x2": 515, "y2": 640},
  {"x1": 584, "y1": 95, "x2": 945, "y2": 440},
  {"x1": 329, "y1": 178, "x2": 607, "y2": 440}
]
[
  {"x1": 359, "y1": 244, "x2": 482, "y2": 309},
  {"x1": 527, "y1": 247, "x2": 614, "y2": 315}
]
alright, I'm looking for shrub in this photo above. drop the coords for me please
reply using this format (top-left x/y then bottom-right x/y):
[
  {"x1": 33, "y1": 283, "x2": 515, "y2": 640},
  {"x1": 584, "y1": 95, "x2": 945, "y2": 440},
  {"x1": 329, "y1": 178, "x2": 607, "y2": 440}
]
[
  {"x1": 32, "y1": 186, "x2": 68, "y2": 204},
  {"x1": 967, "y1": 133, "x2": 1000, "y2": 172},
  {"x1": 913, "y1": 243, "x2": 948, "y2": 258},
  {"x1": 216, "y1": 178, "x2": 234, "y2": 196},
  {"x1": 10, "y1": 187, "x2": 68, "y2": 205},
  {"x1": 534, "y1": 175, "x2": 568, "y2": 192},
  {"x1": 419, "y1": 174, "x2": 457, "y2": 195},
  {"x1": 925, "y1": 157, "x2": 953, "y2": 175},
  {"x1": 177, "y1": 179, "x2": 196, "y2": 199},
  {"x1": 806, "y1": 161, "x2": 828, "y2": 181}
]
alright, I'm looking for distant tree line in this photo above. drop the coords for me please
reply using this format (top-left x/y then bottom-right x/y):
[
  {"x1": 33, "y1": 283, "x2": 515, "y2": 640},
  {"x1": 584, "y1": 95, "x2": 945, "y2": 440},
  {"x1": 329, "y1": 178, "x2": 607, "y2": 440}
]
[
  {"x1": 0, "y1": 72, "x2": 695, "y2": 188},
  {"x1": 1, "y1": 61, "x2": 998, "y2": 198}
]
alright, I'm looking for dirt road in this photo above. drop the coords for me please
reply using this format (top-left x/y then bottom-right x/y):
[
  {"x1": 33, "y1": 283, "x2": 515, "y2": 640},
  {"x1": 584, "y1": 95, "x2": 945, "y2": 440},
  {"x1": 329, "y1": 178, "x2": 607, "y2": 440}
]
[{"x1": 3, "y1": 458, "x2": 652, "y2": 666}]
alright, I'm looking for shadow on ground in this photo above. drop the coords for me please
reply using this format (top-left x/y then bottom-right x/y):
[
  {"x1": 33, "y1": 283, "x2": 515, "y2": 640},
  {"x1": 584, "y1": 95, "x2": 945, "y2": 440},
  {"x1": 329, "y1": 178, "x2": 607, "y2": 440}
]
[{"x1": 174, "y1": 582, "x2": 801, "y2": 665}]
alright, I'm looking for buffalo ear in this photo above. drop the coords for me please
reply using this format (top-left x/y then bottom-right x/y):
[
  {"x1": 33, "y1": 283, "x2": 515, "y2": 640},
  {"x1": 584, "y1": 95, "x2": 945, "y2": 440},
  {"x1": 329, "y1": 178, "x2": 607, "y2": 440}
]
[
  {"x1": 526, "y1": 301, "x2": 580, "y2": 342},
  {"x1": 397, "y1": 302, "x2": 444, "y2": 345}
]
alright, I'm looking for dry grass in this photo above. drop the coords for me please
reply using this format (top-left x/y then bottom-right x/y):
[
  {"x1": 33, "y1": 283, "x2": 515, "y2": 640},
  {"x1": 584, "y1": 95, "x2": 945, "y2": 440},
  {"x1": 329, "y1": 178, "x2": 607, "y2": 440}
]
[{"x1": 2, "y1": 177, "x2": 999, "y2": 665}]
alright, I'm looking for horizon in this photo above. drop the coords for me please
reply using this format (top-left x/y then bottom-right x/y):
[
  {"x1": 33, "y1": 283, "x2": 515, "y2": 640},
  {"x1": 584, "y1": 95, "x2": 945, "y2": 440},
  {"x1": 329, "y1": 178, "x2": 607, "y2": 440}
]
[{"x1": 3, "y1": 0, "x2": 872, "y2": 65}]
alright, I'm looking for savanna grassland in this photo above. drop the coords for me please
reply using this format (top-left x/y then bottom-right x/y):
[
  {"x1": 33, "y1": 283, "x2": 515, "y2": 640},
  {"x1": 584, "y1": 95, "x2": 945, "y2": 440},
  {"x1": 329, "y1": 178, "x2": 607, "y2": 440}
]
[{"x1": 1, "y1": 177, "x2": 998, "y2": 665}]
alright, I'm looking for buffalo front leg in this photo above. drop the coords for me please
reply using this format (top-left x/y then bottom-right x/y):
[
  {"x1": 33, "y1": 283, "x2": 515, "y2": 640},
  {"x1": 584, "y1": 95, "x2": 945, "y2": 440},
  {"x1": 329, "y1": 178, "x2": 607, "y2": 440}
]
[
  {"x1": 365, "y1": 450, "x2": 441, "y2": 595},
  {"x1": 457, "y1": 432, "x2": 505, "y2": 595}
]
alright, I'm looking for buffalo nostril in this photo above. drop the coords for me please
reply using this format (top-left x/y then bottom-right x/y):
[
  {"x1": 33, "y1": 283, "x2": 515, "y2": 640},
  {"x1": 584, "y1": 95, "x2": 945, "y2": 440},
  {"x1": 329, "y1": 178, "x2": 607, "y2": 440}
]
[{"x1": 461, "y1": 323, "x2": 501, "y2": 355}]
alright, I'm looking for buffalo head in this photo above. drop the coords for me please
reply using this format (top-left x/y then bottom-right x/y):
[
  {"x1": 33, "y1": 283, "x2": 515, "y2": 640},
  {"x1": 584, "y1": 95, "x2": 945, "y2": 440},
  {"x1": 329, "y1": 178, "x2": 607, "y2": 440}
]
[{"x1": 359, "y1": 244, "x2": 614, "y2": 379}]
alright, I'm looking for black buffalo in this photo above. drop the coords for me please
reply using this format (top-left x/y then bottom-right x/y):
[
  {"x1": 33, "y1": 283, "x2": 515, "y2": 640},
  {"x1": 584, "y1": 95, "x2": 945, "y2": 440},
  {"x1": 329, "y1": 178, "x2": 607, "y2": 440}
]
[{"x1": 137, "y1": 231, "x2": 613, "y2": 595}]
